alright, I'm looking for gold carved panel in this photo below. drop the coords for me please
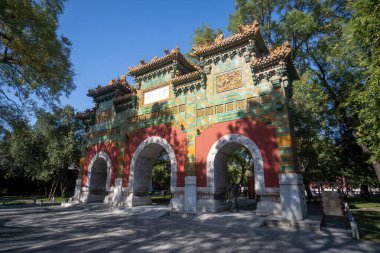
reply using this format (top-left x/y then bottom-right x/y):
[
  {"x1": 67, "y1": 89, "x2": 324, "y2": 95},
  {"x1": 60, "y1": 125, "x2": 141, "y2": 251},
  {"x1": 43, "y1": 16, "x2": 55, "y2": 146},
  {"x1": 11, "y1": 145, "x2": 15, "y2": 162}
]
[
  {"x1": 236, "y1": 100, "x2": 246, "y2": 110},
  {"x1": 215, "y1": 69, "x2": 242, "y2": 93},
  {"x1": 197, "y1": 109, "x2": 205, "y2": 117},
  {"x1": 226, "y1": 102, "x2": 234, "y2": 112},
  {"x1": 96, "y1": 109, "x2": 112, "y2": 124},
  {"x1": 179, "y1": 104, "x2": 186, "y2": 113},
  {"x1": 206, "y1": 107, "x2": 214, "y2": 115},
  {"x1": 171, "y1": 106, "x2": 178, "y2": 114},
  {"x1": 216, "y1": 104, "x2": 224, "y2": 114}
]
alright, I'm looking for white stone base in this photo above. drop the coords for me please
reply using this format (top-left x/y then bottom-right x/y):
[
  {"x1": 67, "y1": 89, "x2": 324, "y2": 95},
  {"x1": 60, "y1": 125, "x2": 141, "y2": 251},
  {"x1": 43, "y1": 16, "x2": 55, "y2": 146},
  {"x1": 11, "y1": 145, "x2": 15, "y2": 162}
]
[
  {"x1": 79, "y1": 187, "x2": 89, "y2": 203},
  {"x1": 197, "y1": 199, "x2": 227, "y2": 212},
  {"x1": 170, "y1": 188, "x2": 184, "y2": 211},
  {"x1": 256, "y1": 192, "x2": 281, "y2": 215},
  {"x1": 73, "y1": 179, "x2": 81, "y2": 200},
  {"x1": 87, "y1": 194, "x2": 108, "y2": 203},
  {"x1": 126, "y1": 193, "x2": 152, "y2": 206},
  {"x1": 196, "y1": 188, "x2": 228, "y2": 212},
  {"x1": 79, "y1": 186, "x2": 115, "y2": 204},
  {"x1": 110, "y1": 178, "x2": 123, "y2": 206},
  {"x1": 184, "y1": 176, "x2": 197, "y2": 212},
  {"x1": 279, "y1": 173, "x2": 308, "y2": 221}
]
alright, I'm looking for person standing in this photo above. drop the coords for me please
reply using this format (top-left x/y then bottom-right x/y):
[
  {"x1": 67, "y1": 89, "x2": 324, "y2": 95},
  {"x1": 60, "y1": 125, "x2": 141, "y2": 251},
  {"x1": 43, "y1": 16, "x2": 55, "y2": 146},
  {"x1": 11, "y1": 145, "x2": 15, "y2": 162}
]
[{"x1": 228, "y1": 183, "x2": 239, "y2": 212}]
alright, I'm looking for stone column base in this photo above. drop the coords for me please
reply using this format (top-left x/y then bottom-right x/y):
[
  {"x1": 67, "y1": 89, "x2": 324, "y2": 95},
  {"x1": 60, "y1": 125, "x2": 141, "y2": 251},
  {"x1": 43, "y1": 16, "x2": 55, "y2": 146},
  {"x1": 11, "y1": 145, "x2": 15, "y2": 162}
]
[
  {"x1": 87, "y1": 194, "x2": 108, "y2": 203},
  {"x1": 197, "y1": 199, "x2": 227, "y2": 212},
  {"x1": 79, "y1": 187, "x2": 89, "y2": 203},
  {"x1": 124, "y1": 192, "x2": 152, "y2": 206},
  {"x1": 279, "y1": 173, "x2": 308, "y2": 220},
  {"x1": 256, "y1": 189, "x2": 281, "y2": 215},
  {"x1": 109, "y1": 178, "x2": 123, "y2": 206},
  {"x1": 73, "y1": 179, "x2": 82, "y2": 200},
  {"x1": 184, "y1": 176, "x2": 197, "y2": 212},
  {"x1": 170, "y1": 187, "x2": 184, "y2": 211},
  {"x1": 196, "y1": 189, "x2": 227, "y2": 212}
]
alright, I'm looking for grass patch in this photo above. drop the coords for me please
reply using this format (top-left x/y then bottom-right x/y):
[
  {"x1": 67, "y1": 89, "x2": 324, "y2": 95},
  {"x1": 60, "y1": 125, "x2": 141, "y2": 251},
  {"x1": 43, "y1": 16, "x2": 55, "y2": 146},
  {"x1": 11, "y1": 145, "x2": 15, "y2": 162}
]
[
  {"x1": 348, "y1": 197, "x2": 380, "y2": 209},
  {"x1": 0, "y1": 195, "x2": 68, "y2": 206},
  {"x1": 151, "y1": 194, "x2": 171, "y2": 205},
  {"x1": 348, "y1": 197, "x2": 380, "y2": 243}
]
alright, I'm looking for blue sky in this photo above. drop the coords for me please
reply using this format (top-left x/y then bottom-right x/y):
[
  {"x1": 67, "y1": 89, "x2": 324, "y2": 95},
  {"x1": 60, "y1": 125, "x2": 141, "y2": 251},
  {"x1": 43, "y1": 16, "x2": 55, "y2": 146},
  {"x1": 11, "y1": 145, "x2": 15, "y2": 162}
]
[{"x1": 58, "y1": 0, "x2": 235, "y2": 112}]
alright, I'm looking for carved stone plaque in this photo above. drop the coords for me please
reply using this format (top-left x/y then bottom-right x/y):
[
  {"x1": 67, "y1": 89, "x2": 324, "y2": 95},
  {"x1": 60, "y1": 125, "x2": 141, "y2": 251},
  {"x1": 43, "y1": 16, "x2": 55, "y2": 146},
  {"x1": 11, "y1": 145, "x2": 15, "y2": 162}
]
[
  {"x1": 215, "y1": 69, "x2": 242, "y2": 93},
  {"x1": 143, "y1": 84, "x2": 170, "y2": 105}
]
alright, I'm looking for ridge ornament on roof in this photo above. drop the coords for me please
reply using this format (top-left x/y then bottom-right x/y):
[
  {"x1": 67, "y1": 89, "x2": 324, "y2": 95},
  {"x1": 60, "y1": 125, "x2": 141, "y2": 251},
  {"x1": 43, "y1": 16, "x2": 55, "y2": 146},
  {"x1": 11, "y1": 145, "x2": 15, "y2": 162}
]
[
  {"x1": 191, "y1": 21, "x2": 267, "y2": 58},
  {"x1": 87, "y1": 75, "x2": 135, "y2": 103},
  {"x1": 127, "y1": 46, "x2": 199, "y2": 77}
]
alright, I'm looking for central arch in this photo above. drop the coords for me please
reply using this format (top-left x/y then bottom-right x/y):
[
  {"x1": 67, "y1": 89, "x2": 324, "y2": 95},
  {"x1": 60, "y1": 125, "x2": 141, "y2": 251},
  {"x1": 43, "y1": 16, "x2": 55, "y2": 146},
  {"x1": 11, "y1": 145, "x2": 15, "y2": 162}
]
[
  {"x1": 128, "y1": 136, "x2": 178, "y2": 207},
  {"x1": 203, "y1": 134, "x2": 265, "y2": 211}
]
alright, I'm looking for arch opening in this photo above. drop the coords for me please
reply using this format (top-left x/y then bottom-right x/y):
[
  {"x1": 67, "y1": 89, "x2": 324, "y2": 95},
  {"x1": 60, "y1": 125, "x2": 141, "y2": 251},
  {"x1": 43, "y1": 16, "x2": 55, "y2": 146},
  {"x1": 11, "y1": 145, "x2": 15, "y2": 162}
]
[
  {"x1": 203, "y1": 134, "x2": 265, "y2": 212},
  {"x1": 215, "y1": 145, "x2": 256, "y2": 211},
  {"x1": 88, "y1": 157, "x2": 108, "y2": 203},
  {"x1": 128, "y1": 137, "x2": 178, "y2": 207}
]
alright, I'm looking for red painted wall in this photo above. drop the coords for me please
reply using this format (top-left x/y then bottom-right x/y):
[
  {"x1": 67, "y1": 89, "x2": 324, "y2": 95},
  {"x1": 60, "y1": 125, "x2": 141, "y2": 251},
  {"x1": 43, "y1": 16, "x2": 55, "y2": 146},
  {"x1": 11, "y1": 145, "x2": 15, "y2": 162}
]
[
  {"x1": 195, "y1": 118, "x2": 280, "y2": 188},
  {"x1": 82, "y1": 141, "x2": 119, "y2": 188},
  {"x1": 123, "y1": 124, "x2": 187, "y2": 188}
]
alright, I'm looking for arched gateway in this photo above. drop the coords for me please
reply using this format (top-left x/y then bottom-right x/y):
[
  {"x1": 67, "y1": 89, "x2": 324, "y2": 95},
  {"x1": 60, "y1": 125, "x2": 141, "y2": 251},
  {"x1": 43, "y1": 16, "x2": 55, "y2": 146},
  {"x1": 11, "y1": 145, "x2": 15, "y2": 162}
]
[{"x1": 75, "y1": 21, "x2": 307, "y2": 220}]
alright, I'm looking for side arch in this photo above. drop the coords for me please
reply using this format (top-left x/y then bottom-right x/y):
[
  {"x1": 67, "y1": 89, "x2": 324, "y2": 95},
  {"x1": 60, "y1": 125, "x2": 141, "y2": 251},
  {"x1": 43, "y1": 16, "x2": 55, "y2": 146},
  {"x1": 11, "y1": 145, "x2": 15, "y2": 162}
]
[
  {"x1": 86, "y1": 151, "x2": 113, "y2": 191},
  {"x1": 81, "y1": 141, "x2": 119, "y2": 189},
  {"x1": 206, "y1": 133, "x2": 265, "y2": 194}
]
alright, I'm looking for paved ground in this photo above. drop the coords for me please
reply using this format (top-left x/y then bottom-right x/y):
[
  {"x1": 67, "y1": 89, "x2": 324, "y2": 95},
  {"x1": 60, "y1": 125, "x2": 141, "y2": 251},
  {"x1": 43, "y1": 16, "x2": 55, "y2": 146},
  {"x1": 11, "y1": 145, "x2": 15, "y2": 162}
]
[{"x1": 0, "y1": 204, "x2": 379, "y2": 253}]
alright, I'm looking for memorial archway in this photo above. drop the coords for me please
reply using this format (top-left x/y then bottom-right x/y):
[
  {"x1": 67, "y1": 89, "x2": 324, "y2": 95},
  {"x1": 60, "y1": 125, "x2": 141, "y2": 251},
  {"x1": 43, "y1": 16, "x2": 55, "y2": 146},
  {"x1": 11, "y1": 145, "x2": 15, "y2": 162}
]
[
  {"x1": 76, "y1": 21, "x2": 308, "y2": 220},
  {"x1": 87, "y1": 151, "x2": 112, "y2": 203},
  {"x1": 205, "y1": 134, "x2": 265, "y2": 211},
  {"x1": 128, "y1": 136, "x2": 177, "y2": 207}
]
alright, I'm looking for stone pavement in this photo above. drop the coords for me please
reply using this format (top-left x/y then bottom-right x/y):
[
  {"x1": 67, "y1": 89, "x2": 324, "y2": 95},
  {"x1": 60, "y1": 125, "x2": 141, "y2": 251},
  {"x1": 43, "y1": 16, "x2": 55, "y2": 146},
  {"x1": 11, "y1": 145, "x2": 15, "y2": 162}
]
[{"x1": 0, "y1": 205, "x2": 378, "y2": 253}]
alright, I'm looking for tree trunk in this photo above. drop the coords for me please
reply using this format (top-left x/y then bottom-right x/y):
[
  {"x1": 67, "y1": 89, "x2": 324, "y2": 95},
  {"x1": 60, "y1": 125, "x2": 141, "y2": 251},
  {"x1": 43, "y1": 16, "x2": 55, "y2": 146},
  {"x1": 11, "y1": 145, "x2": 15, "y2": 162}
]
[
  {"x1": 304, "y1": 184, "x2": 313, "y2": 203},
  {"x1": 48, "y1": 178, "x2": 56, "y2": 200},
  {"x1": 50, "y1": 179, "x2": 59, "y2": 201},
  {"x1": 60, "y1": 182, "x2": 67, "y2": 198},
  {"x1": 371, "y1": 161, "x2": 380, "y2": 183},
  {"x1": 354, "y1": 133, "x2": 380, "y2": 183}
]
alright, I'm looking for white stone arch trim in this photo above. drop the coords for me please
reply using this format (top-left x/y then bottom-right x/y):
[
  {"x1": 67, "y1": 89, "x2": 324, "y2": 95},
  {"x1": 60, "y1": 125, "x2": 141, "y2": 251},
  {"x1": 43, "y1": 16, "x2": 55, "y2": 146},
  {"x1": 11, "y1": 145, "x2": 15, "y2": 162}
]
[
  {"x1": 127, "y1": 136, "x2": 177, "y2": 192},
  {"x1": 206, "y1": 133, "x2": 265, "y2": 194},
  {"x1": 86, "y1": 151, "x2": 113, "y2": 191}
]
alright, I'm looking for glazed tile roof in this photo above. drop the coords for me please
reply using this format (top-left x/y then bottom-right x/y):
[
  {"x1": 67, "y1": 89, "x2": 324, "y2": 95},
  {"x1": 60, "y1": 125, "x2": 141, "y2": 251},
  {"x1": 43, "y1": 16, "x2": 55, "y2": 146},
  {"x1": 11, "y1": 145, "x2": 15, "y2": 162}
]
[
  {"x1": 171, "y1": 70, "x2": 203, "y2": 85},
  {"x1": 252, "y1": 42, "x2": 293, "y2": 69},
  {"x1": 252, "y1": 42, "x2": 299, "y2": 79},
  {"x1": 87, "y1": 75, "x2": 135, "y2": 98},
  {"x1": 113, "y1": 93, "x2": 136, "y2": 106},
  {"x1": 76, "y1": 108, "x2": 94, "y2": 120},
  {"x1": 127, "y1": 47, "x2": 199, "y2": 76},
  {"x1": 192, "y1": 21, "x2": 267, "y2": 57}
]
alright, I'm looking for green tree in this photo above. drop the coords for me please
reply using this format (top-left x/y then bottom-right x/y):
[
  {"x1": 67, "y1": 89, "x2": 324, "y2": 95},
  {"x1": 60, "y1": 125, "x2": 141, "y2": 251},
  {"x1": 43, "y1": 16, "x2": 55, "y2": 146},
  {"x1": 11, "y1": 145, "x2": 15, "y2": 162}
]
[
  {"x1": 227, "y1": 147, "x2": 253, "y2": 186},
  {"x1": 192, "y1": 24, "x2": 223, "y2": 46},
  {"x1": 228, "y1": 0, "x2": 283, "y2": 45},
  {"x1": 6, "y1": 106, "x2": 82, "y2": 197},
  {"x1": 152, "y1": 151, "x2": 170, "y2": 191},
  {"x1": 34, "y1": 106, "x2": 82, "y2": 197},
  {"x1": 340, "y1": 0, "x2": 380, "y2": 180},
  {"x1": 0, "y1": 0, "x2": 74, "y2": 134}
]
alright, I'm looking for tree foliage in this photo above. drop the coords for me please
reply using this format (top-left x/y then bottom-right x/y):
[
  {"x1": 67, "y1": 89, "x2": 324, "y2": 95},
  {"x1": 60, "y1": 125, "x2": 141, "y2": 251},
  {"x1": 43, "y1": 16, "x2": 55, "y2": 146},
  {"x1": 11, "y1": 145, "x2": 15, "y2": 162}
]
[
  {"x1": 228, "y1": 0, "x2": 283, "y2": 45},
  {"x1": 343, "y1": 0, "x2": 380, "y2": 164},
  {"x1": 227, "y1": 147, "x2": 253, "y2": 185},
  {"x1": 0, "y1": 0, "x2": 74, "y2": 134},
  {"x1": 192, "y1": 24, "x2": 223, "y2": 46},
  {"x1": 1, "y1": 106, "x2": 82, "y2": 196},
  {"x1": 152, "y1": 151, "x2": 170, "y2": 190}
]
